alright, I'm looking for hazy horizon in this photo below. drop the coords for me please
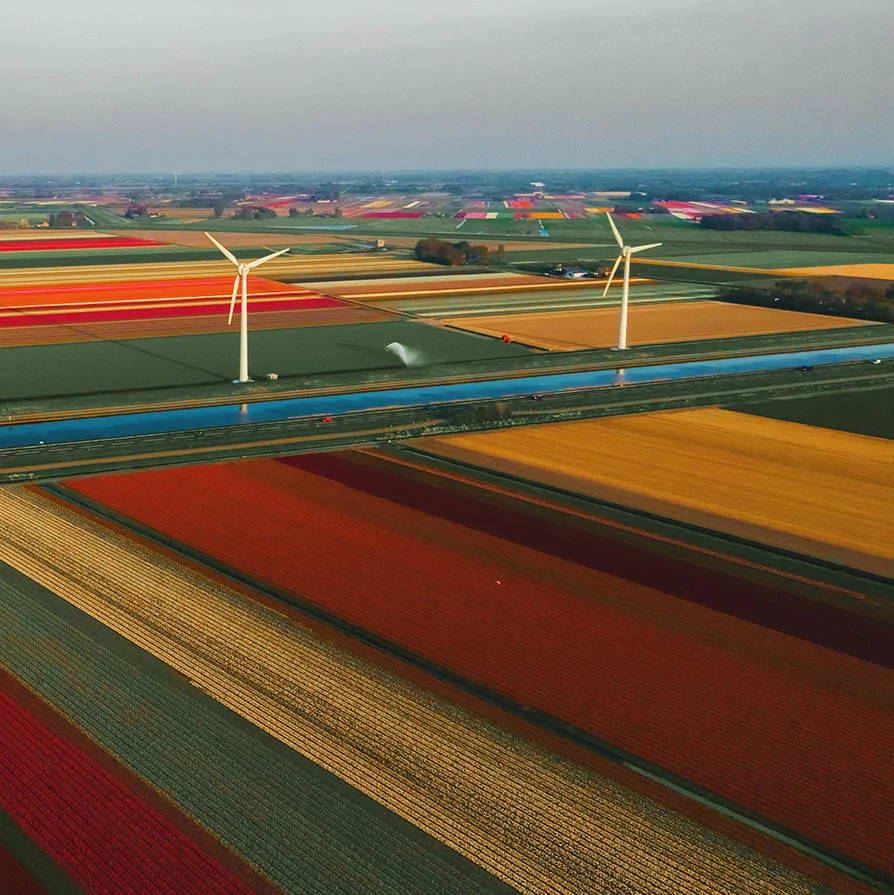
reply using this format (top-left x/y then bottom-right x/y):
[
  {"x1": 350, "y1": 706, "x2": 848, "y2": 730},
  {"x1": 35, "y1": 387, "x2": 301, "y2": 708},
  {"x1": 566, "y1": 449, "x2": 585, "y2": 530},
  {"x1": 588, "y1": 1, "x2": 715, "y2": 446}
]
[{"x1": 2, "y1": 0, "x2": 891, "y2": 175}]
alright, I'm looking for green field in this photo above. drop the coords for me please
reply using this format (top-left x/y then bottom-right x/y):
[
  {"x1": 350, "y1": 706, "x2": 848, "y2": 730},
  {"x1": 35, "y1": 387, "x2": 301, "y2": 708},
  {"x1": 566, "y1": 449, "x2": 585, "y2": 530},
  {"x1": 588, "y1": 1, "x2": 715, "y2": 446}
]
[
  {"x1": 729, "y1": 381, "x2": 894, "y2": 439},
  {"x1": 0, "y1": 319, "x2": 534, "y2": 402},
  {"x1": 0, "y1": 213, "x2": 49, "y2": 226},
  {"x1": 381, "y1": 283, "x2": 715, "y2": 318}
]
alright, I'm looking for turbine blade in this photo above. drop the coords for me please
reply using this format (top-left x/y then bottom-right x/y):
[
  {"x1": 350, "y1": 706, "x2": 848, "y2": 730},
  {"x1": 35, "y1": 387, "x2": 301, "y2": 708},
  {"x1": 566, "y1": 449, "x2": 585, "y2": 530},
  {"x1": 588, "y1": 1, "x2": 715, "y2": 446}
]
[
  {"x1": 227, "y1": 274, "x2": 239, "y2": 325},
  {"x1": 247, "y1": 247, "x2": 291, "y2": 270},
  {"x1": 629, "y1": 242, "x2": 663, "y2": 254},
  {"x1": 606, "y1": 212, "x2": 624, "y2": 249},
  {"x1": 602, "y1": 255, "x2": 623, "y2": 297},
  {"x1": 205, "y1": 232, "x2": 239, "y2": 266}
]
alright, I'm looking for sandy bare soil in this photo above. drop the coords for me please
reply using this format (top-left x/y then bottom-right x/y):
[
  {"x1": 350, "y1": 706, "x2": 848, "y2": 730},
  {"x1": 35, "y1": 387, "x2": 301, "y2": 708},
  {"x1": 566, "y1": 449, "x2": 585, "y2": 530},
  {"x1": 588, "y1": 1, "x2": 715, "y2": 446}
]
[{"x1": 442, "y1": 300, "x2": 871, "y2": 350}]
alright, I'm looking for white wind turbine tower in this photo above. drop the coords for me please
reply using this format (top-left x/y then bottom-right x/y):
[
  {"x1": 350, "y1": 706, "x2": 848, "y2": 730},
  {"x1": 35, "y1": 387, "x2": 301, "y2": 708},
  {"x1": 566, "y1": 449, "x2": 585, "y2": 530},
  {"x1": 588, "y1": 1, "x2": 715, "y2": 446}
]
[
  {"x1": 206, "y1": 233, "x2": 290, "y2": 383},
  {"x1": 602, "y1": 213, "x2": 662, "y2": 350}
]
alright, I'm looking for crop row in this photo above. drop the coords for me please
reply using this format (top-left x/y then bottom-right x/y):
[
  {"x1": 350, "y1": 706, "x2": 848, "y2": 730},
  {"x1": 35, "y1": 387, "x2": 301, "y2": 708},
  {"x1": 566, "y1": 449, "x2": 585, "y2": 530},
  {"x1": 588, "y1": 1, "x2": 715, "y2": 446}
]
[
  {"x1": 0, "y1": 484, "x2": 832, "y2": 895},
  {"x1": 0, "y1": 672, "x2": 260, "y2": 895},
  {"x1": 0, "y1": 275, "x2": 313, "y2": 307},
  {"x1": 0, "y1": 295, "x2": 344, "y2": 328},
  {"x1": 0, "y1": 237, "x2": 165, "y2": 252},
  {"x1": 63, "y1": 458, "x2": 894, "y2": 875},
  {"x1": 0, "y1": 255, "x2": 429, "y2": 290}
]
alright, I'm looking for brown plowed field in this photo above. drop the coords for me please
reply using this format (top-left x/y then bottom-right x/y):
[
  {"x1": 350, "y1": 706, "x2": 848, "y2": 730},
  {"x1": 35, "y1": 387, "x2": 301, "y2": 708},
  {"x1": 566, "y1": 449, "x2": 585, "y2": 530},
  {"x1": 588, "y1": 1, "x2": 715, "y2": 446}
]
[
  {"x1": 442, "y1": 300, "x2": 872, "y2": 350},
  {"x1": 415, "y1": 409, "x2": 894, "y2": 575}
]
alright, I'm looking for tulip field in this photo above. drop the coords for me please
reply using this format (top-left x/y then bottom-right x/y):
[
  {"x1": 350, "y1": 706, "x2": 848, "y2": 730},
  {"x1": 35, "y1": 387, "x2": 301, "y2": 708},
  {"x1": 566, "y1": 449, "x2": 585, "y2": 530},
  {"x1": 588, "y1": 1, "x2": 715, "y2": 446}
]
[
  {"x1": 1, "y1": 192, "x2": 892, "y2": 894},
  {"x1": 63, "y1": 452, "x2": 894, "y2": 879},
  {"x1": 0, "y1": 276, "x2": 387, "y2": 346},
  {"x1": 0, "y1": 253, "x2": 436, "y2": 289},
  {"x1": 443, "y1": 300, "x2": 872, "y2": 351},
  {"x1": 0, "y1": 483, "x2": 861, "y2": 895},
  {"x1": 0, "y1": 667, "x2": 271, "y2": 895},
  {"x1": 416, "y1": 408, "x2": 894, "y2": 576},
  {"x1": 0, "y1": 235, "x2": 166, "y2": 252}
]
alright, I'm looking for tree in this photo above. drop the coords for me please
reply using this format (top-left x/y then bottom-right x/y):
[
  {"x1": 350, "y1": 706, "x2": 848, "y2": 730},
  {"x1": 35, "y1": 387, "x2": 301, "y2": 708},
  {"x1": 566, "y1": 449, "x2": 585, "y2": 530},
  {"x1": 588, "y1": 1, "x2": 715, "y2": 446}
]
[
  {"x1": 212, "y1": 200, "x2": 227, "y2": 219},
  {"x1": 414, "y1": 237, "x2": 490, "y2": 267}
]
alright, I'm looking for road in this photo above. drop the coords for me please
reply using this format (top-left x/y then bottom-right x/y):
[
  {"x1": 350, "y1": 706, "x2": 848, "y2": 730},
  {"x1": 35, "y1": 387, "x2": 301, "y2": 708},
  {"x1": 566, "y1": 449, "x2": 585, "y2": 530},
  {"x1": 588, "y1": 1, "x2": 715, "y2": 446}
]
[{"x1": 1, "y1": 361, "x2": 891, "y2": 487}]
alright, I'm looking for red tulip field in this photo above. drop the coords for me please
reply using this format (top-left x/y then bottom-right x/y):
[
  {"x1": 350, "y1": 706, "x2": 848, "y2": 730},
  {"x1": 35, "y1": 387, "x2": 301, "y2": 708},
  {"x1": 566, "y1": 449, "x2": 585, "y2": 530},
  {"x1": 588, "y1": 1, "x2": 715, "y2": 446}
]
[
  {"x1": 0, "y1": 668, "x2": 266, "y2": 895},
  {"x1": 0, "y1": 236, "x2": 166, "y2": 252},
  {"x1": 65, "y1": 452, "x2": 894, "y2": 876}
]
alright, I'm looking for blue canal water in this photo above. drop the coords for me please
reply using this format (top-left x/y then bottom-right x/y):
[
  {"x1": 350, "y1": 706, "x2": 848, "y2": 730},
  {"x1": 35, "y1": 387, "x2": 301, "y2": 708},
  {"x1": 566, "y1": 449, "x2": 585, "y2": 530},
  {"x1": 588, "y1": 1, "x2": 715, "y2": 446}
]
[{"x1": 2, "y1": 343, "x2": 891, "y2": 450}]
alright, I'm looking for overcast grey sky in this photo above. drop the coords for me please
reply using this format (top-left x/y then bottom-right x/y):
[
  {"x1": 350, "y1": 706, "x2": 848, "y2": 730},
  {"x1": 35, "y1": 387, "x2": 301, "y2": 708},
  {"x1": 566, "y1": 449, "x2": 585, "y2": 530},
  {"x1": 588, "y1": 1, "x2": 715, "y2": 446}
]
[{"x1": 0, "y1": 0, "x2": 891, "y2": 174}]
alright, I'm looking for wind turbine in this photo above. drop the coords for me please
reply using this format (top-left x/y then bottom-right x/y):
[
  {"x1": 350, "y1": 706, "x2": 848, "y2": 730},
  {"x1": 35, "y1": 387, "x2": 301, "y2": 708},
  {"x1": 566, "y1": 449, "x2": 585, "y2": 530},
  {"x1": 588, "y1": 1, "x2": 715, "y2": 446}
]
[
  {"x1": 205, "y1": 233, "x2": 290, "y2": 383},
  {"x1": 602, "y1": 213, "x2": 662, "y2": 350}
]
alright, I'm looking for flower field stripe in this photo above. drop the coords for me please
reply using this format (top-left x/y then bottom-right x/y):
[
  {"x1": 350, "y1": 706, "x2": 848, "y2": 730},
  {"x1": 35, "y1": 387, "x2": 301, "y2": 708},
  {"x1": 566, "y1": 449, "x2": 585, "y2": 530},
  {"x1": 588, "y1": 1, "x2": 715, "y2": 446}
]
[
  {"x1": 0, "y1": 486, "x2": 840, "y2": 895},
  {"x1": 0, "y1": 518, "x2": 512, "y2": 895},
  {"x1": 295, "y1": 450, "x2": 889, "y2": 663},
  {"x1": 415, "y1": 410, "x2": 893, "y2": 572},
  {"x1": 0, "y1": 674, "x2": 265, "y2": 894},
  {"x1": 60, "y1": 459, "x2": 894, "y2": 878},
  {"x1": 0, "y1": 276, "x2": 316, "y2": 308},
  {"x1": 0, "y1": 295, "x2": 346, "y2": 328},
  {"x1": 0, "y1": 257, "x2": 437, "y2": 289},
  {"x1": 0, "y1": 237, "x2": 167, "y2": 252}
]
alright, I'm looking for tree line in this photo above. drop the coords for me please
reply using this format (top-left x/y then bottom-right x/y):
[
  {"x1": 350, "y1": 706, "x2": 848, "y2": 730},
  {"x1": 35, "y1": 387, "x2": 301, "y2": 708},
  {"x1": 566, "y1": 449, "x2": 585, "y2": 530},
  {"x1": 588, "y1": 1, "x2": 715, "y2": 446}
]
[
  {"x1": 718, "y1": 278, "x2": 894, "y2": 323},
  {"x1": 700, "y1": 211, "x2": 846, "y2": 236},
  {"x1": 49, "y1": 210, "x2": 90, "y2": 228}
]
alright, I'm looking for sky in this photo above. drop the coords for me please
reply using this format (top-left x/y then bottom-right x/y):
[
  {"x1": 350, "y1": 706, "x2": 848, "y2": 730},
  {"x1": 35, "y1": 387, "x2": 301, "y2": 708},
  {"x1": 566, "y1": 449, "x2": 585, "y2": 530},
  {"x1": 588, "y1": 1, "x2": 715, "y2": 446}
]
[{"x1": 0, "y1": 0, "x2": 891, "y2": 174}]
